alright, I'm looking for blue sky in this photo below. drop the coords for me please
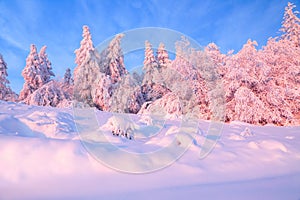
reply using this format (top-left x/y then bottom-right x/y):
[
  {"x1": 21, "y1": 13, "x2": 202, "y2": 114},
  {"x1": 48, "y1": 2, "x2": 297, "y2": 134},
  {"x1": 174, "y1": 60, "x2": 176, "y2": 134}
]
[{"x1": 0, "y1": 0, "x2": 298, "y2": 93}]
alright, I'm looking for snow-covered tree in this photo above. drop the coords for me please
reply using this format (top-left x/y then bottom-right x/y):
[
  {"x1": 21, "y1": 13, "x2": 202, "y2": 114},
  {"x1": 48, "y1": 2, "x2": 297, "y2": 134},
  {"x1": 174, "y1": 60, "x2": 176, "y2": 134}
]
[
  {"x1": 280, "y1": 2, "x2": 300, "y2": 47},
  {"x1": 63, "y1": 68, "x2": 73, "y2": 85},
  {"x1": 205, "y1": 43, "x2": 227, "y2": 77},
  {"x1": 99, "y1": 34, "x2": 127, "y2": 84},
  {"x1": 171, "y1": 36, "x2": 195, "y2": 79},
  {"x1": 142, "y1": 40, "x2": 160, "y2": 85},
  {"x1": 18, "y1": 44, "x2": 73, "y2": 107},
  {"x1": 24, "y1": 80, "x2": 72, "y2": 108},
  {"x1": 226, "y1": 86, "x2": 269, "y2": 124},
  {"x1": 156, "y1": 42, "x2": 171, "y2": 68},
  {"x1": 110, "y1": 74, "x2": 144, "y2": 113},
  {"x1": 138, "y1": 92, "x2": 182, "y2": 119},
  {"x1": 0, "y1": 54, "x2": 17, "y2": 101},
  {"x1": 91, "y1": 72, "x2": 112, "y2": 111},
  {"x1": 19, "y1": 44, "x2": 41, "y2": 100},
  {"x1": 39, "y1": 46, "x2": 55, "y2": 83},
  {"x1": 73, "y1": 25, "x2": 101, "y2": 106},
  {"x1": 223, "y1": 39, "x2": 261, "y2": 101},
  {"x1": 107, "y1": 34, "x2": 127, "y2": 83},
  {"x1": 141, "y1": 83, "x2": 170, "y2": 102},
  {"x1": 141, "y1": 40, "x2": 168, "y2": 103},
  {"x1": 258, "y1": 37, "x2": 300, "y2": 125},
  {"x1": 61, "y1": 68, "x2": 74, "y2": 104},
  {"x1": 144, "y1": 40, "x2": 157, "y2": 66},
  {"x1": 190, "y1": 48, "x2": 224, "y2": 120},
  {"x1": 222, "y1": 39, "x2": 266, "y2": 123},
  {"x1": 74, "y1": 25, "x2": 95, "y2": 67},
  {"x1": 19, "y1": 44, "x2": 54, "y2": 101},
  {"x1": 0, "y1": 54, "x2": 9, "y2": 90}
]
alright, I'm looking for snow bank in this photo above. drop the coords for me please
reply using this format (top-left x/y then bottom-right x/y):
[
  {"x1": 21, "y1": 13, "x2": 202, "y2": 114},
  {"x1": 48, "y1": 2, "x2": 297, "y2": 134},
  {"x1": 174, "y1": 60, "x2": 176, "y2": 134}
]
[{"x1": 1, "y1": 100, "x2": 300, "y2": 199}]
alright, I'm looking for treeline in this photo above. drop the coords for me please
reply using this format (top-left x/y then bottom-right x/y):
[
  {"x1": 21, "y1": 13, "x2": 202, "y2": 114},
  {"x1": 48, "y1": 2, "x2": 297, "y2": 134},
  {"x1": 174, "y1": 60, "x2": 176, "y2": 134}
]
[{"x1": 0, "y1": 2, "x2": 299, "y2": 126}]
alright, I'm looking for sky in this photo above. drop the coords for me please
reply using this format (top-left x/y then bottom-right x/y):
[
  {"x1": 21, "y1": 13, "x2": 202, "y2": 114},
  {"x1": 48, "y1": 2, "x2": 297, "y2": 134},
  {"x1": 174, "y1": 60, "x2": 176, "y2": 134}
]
[{"x1": 0, "y1": 0, "x2": 299, "y2": 93}]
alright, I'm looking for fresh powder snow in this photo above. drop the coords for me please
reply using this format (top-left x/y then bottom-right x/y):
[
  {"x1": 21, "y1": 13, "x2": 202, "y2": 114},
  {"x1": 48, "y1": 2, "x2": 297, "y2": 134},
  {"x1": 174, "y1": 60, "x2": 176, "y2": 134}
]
[{"x1": 0, "y1": 100, "x2": 299, "y2": 200}]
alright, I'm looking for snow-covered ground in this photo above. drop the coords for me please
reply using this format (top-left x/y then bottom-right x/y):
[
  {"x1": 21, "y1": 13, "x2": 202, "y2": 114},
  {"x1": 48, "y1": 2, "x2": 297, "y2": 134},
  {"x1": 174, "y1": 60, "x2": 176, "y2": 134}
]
[{"x1": 1, "y1": 100, "x2": 300, "y2": 200}]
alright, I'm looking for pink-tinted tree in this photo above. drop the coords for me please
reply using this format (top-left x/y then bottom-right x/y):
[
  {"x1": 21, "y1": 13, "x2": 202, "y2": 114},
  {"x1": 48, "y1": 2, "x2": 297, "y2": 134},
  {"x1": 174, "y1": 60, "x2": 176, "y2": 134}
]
[
  {"x1": 141, "y1": 40, "x2": 169, "y2": 102},
  {"x1": 204, "y1": 43, "x2": 228, "y2": 77},
  {"x1": 109, "y1": 74, "x2": 144, "y2": 113},
  {"x1": 73, "y1": 25, "x2": 101, "y2": 106},
  {"x1": 0, "y1": 54, "x2": 18, "y2": 101},
  {"x1": 259, "y1": 37, "x2": 300, "y2": 125},
  {"x1": 39, "y1": 45, "x2": 55, "y2": 83},
  {"x1": 91, "y1": 72, "x2": 112, "y2": 111},
  {"x1": 156, "y1": 42, "x2": 171, "y2": 68},
  {"x1": 222, "y1": 39, "x2": 268, "y2": 123},
  {"x1": 74, "y1": 25, "x2": 95, "y2": 67},
  {"x1": 99, "y1": 34, "x2": 127, "y2": 84},
  {"x1": 142, "y1": 40, "x2": 159, "y2": 85},
  {"x1": 105, "y1": 34, "x2": 127, "y2": 84},
  {"x1": 280, "y1": 2, "x2": 300, "y2": 47},
  {"x1": 63, "y1": 68, "x2": 73, "y2": 85},
  {"x1": 226, "y1": 86, "x2": 269, "y2": 124},
  {"x1": 19, "y1": 44, "x2": 54, "y2": 101},
  {"x1": 223, "y1": 39, "x2": 261, "y2": 102},
  {"x1": 25, "y1": 80, "x2": 72, "y2": 108}
]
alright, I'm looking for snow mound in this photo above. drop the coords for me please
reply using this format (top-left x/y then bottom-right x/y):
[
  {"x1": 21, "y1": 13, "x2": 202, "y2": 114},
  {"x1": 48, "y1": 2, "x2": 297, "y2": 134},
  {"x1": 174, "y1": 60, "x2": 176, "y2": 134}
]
[
  {"x1": 240, "y1": 127, "x2": 254, "y2": 137},
  {"x1": 0, "y1": 100, "x2": 76, "y2": 139},
  {"x1": 260, "y1": 140, "x2": 288, "y2": 153},
  {"x1": 138, "y1": 92, "x2": 182, "y2": 119}
]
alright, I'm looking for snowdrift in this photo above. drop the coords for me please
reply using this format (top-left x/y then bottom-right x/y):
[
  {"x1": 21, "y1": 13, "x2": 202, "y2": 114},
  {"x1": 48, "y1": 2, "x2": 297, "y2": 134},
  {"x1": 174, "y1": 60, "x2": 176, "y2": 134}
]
[{"x1": 0, "y1": 100, "x2": 300, "y2": 200}]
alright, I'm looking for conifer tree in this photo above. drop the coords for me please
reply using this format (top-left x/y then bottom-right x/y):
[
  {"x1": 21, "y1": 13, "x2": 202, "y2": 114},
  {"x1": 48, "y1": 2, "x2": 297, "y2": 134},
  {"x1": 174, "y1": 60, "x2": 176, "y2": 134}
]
[
  {"x1": 281, "y1": 2, "x2": 300, "y2": 47},
  {"x1": 19, "y1": 44, "x2": 54, "y2": 101},
  {"x1": 156, "y1": 42, "x2": 171, "y2": 68},
  {"x1": 73, "y1": 25, "x2": 101, "y2": 106},
  {"x1": 0, "y1": 54, "x2": 17, "y2": 101}
]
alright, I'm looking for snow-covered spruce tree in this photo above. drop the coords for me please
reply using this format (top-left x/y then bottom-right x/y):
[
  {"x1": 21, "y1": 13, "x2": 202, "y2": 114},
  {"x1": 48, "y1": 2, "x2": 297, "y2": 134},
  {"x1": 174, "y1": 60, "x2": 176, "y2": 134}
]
[
  {"x1": 19, "y1": 44, "x2": 41, "y2": 100},
  {"x1": 142, "y1": 40, "x2": 159, "y2": 85},
  {"x1": 188, "y1": 44, "x2": 226, "y2": 121},
  {"x1": 39, "y1": 46, "x2": 55, "y2": 83},
  {"x1": 249, "y1": 4, "x2": 300, "y2": 125},
  {"x1": 73, "y1": 25, "x2": 101, "y2": 106},
  {"x1": 223, "y1": 39, "x2": 266, "y2": 124},
  {"x1": 258, "y1": 37, "x2": 300, "y2": 125},
  {"x1": 89, "y1": 33, "x2": 129, "y2": 110},
  {"x1": 25, "y1": 80, "x2": 71, "y2": 108},
  {"x1": 0, "y1": 54, "x2": 18, "y2": 101},
  {"x1": 280, "y1": 2, "x2": 300, "y2": 47},
  {"x1": 91, "y1": 72, "x2": 112, "y2": 111},
  {"x1": 19, "y1": 44, "x2": 54, "y2": 101},
  {"x1": 172, "y1": 37, "x2": 212, "y2": 118},
  {"x1": 140, "y1": 37, "x2": 220, "y2": 120},
  {"x1": 156, "y1": 42, "x2": 171, "y2": 68},
  {"x1": 141, "y1": 41, "x2": 169, "y2": 102},
  {"x1": 110, "y1": 74, "x2": 145, "y2": 113},
  {"x1": 63, "y1": 68, "x2": 74, "y2": 85},
  {"x1": 156, "y1": 42, "x2": 173, "y2": 94},
  {"x1": 226, "y1": 86, "x2": 269, "y2": 124},
  {"x1": 0, "y1": 54, "x2": 9, "y2": 94},
  {"x1": 171, "y1": 36, "x2": 192, "y2": 77},
  {"x1": 138, "y1": 92, "x2": 182, "y2": 119},
  {"x1": 140, "y1": 37, "x2": 192, "y2": 118},
  {"x1": 61, "y1": 68, "x2": 74, "y2": 102},
  {"x1": 74, "y1": 25, "x2": 95, "y2": 67},
  {"x1": 99, "y1": 34, "x2": 127, "y2": 84},
  {"x1": 18, "y1": 45, "x2": 71, "y2": 107},
  {"x1": 204, "y1": 43, "x2": 228, "y2": 77}
]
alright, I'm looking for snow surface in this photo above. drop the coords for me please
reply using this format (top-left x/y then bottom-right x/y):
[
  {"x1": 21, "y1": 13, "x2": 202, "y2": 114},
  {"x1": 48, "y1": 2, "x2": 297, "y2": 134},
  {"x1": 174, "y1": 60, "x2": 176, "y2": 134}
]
[{"x1": 1, "y1": 100, "x2": 300, "y2": 199}]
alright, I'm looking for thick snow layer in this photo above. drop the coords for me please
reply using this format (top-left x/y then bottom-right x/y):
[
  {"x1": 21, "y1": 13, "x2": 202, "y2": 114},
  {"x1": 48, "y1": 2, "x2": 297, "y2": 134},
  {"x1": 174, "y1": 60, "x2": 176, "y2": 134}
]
[{"x1": 0, "y1": 100, "x2": 300, "y2": 200}]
